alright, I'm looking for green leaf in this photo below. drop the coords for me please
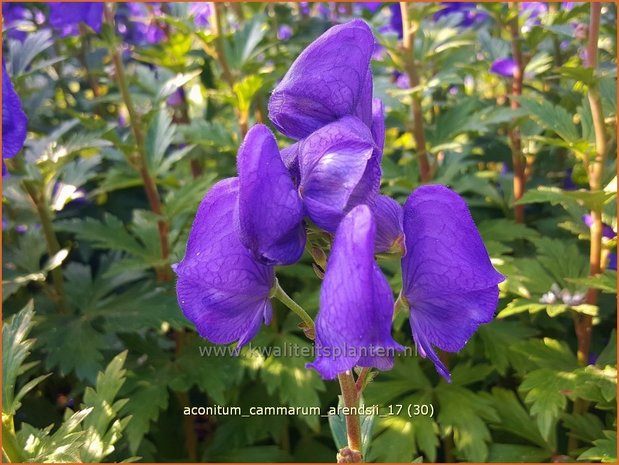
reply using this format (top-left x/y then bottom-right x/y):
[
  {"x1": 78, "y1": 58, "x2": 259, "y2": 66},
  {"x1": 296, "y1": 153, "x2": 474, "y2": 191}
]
[
  {"x1": 568, "y1": 271, "x2": 617, "y2": 294},
  {"x1": 562, "y1": 412, "x2": 605, "y2": 444},
  {"x1": 436, "y1": 385, "x2": 499, "y2": 462},
  {"x1": 596, "y1": 330, "x2": 617, "y2": 367},
  {"x1": 146, "y1": 110, "x2": 176, "y2": 173},
  {"x1": 2, "y1": 302, "x2": 44, "y2": 415},
  {"x1": 79, "y1": 351, "x2": 130, "y2": 462},
  {"x1": 578, "y1": 431, "x2": 617, "y2": 463},
  {"x1": 477, "y1": 219, "x2": 540, "y2": 244},
  {"x1": 487, "y1": 444, "x2": 552, "y2": 462},
  {"x1": 517, "y1": 96, "x2": 579, "y2": 143},
  {"x1": 121, "y1": 373, "x2": 170, "y2": 454},
  {"x1": 6, "y1": 30, "x2": 54, "y2": 75},
  {"x1": 259, "y1": 334, "x2": 325, "y2": 430},
  {"x1": 55, "y1": 214, "x2": 149, "y2": 259},
  {"x1": 39, "y1": 316, "x2": 105, "y2": 382},
  {"x1": 485, "y1": 388, "x2": 549, "y2": 449},
  {"x1": 477, "y1": 321, "x2": 538, "y2": 375},
  {"x1": 517, "y1": 186, "x2": 616, "y2": 211},
  {"x1": 233, "y1": 75, "x2": 264, "y2": 114},
  {"x1": 519, "y1": 368, "x2": 574, "y2": 441}
]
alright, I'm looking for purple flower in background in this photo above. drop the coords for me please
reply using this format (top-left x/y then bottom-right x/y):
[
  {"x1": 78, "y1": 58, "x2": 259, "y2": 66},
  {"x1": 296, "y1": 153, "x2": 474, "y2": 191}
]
[
  {"x1": 115, "y1": 3, "x2": 165, "y2": 46},
  {"x1": 389, "y1": 4, "x2": 403, "y2": 39},
  {"x1": 2, "y1": 4, "x2": 30, "y2": 41},
  {"x1": 308, "y1": 205, "x2": 404, "y2": 379},
  {"x1": 269, "y1": 20, "x2": 374, "y2": 141},
  {"x1": 401, "y1": 185, "x2": 505, "y2": 381},
  {"x1": 237, "y1": 125, "x2": 306, "y2": 266},
  {"x1": 393, "y1": 70, "x2": 411, "y2": 89},
  {"x1": 371, "y1": 195, "x2": 405, "y2": 254},
  {"x1": 521, "y1": 2, "x2": 547, "y2": 30},
  {"x1": 297, "y1": 117, "x2": 380, "y2": 232},
  {"x1": 490, "y1": 57, "x2": 517, "y2": 77},
  {"x1": 2, "y1": 60, "x2": 28, "y2": 175},
  {"x1": 582, "y1": 214, "x2": 616, "y2": 239},
  {"x1": 175, "y1": 178, "x2": 275, "y2": 347},
  {"x1": 189, "y1": 2, "x2": 211, "y2": 27},
  {"x1": 48, "y1": 2, "x2": 104, "y2": 37},
  {"x1": 359, "y1": 2, "x2": 384, "y2": 13},
  {"x1": 607, "y1": 253, "x2": 617, "y2": 271},
  {"x1": 167, "y1": 87, "x2": 185, "y2": 107},
  {"x1": 433, "y1": 2, "x2": 488, "y2": 27},
  {"x1": 277, "y1": 24, "x2": 293, "y2": 41}
]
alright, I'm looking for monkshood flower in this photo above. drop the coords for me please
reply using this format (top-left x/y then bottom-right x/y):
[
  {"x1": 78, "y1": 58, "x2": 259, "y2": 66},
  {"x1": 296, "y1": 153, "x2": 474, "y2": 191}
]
[
  {"x1": 296, "y1": 116, "x2": 380, "y2": 232},
  {"x1": 372, "y1": 195, "x2": 405, "y2": 254},
  {"x1": 490, "y1": 57, "x2": 517, "y2": 77},
  {"x1": 268, "y1": 20, "x2": 374, "y2": 141},
  {"x1": 607, "y1": 253, "x2": 617, "y2": 271},
  {"x1": 277, "y1": 25, "x2": 293, "y2": 41},
  {"x1": 115, "y1": 3, "x2": 165, "y2": 46},
  {"x1": 433, "y1": 2, "x2": 488, "y2": 27},
  {"x1": 48, "y1": 2, "x2": 104, "y2": 37},
  {"x1": 582, "y1": 214, "x2": 616, "y2": 239},
  {"x1": 2, "y1": 4, "x2": 31, "y2": 41},
  {"x1": 308, "y1": 205, "x2": 404, "y2": 379},
  {"x1": 175, "y1": 178, "x2": 275, "y2": 347},
  {"x1": 400, "y1": 185, "x2": 505, "y2": 381},
  {"x1": 189, "y1": 2, "x2": 211, "y2": 28},
  {"x1": 2, "y1": 60, "x2": 28, "y2": 175},
  {"x1": 521, "y1": 2, "x2": 547, "y2": 31},
  {"x1": 237, "y1": 125, "x2": 306, "y2": 266},
  {"x1": 389, "y1": 4, "x2": 403, "y2": 39}
]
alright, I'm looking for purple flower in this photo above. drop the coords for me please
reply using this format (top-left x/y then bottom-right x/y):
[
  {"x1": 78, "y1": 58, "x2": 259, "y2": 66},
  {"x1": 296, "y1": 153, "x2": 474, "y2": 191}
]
[
  {"x1": 371, "y1": 195, "x2": 405, "y2": 254},
  {"x1": 401, "y1": 185, "x2": 505, "y2": 381},
  {"x1": 48, "y1": 2, "x2": 104, "y2": 37},
  {"x1": 308, "y1": 205, "x2": 404, "y2": 379},
  {"x1": 297, "y1": 116, "x2": 380, "y2": 232},
  {"x1": 389, "y1": 4, "x2": 403, "y2": 39},
  {"x1": 167, "y1": 88, "x2": 185, "y2": 107},
  {"x1": 189, "y1": 2, "x2": 211, "y2": 28},
  {"x1": 2, "y1": 60, "x2": 28, "y2": 175},
  {"x1": 582, "y1": 214, "x2": 616, "y2": 239},
  {"x1": 490, "y1": 57, "x2": 517, "y2": 77},
  {"x1": 175, "y1": 178, "x2": 275, "y2": 347},
  {"x1": 237, "y1": 125, "x2": 306, "y2": 266},
  {"x1": 268, "y1": 20, "x2": 374, "y2": 141},
  {"x1": 607, "y1": 253, "x2": 617, "y2": 271},
  {"x1": 371, "y1": 97, "x2": 385, "y2": 156},
  {"x1": 277, "y1": 24, "x2": 293, "y2": 41},
  {"x1": 359, "y1": 2, "x2": 384, "y2": 13},
  {"x1": 115, "y1": 3, "x2": 165, "y2": 46},
  {"x1": 433, "y1": 2, "x2": 488, "y2": 27},
  {"x1": 2, "y1": 4, "x2": 30, "y2": 41},
  {"x1": 521, "y1": 2, "x2": 547, "y2": 30}
]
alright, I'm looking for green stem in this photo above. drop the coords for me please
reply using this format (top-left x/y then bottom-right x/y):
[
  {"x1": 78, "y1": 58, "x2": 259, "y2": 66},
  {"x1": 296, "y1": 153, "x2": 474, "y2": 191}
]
[
  {"x1": 22, "y1": 181, "x2": 67, "y2": 313},
  {"x1": 271, "y1": 280, "x2": 314, "y2": 332},
  {"x1": 569, "y1": 4, "x2": 605, "y2": 455},
  {"x1": 508, "y1": 3, "x2": 526, "y2": 224},
  {"x1": 338, "y1": 371, "x2": 363, "y2": 457},
  {"x1": 2, "y1": 414, "x2": 24, "y2": 463},
  {"x1": 400, "y1": 2, "x2": 431, "y2": 183},
  {"x1": 104, "y1": 4, "x2": 171, "y2": 282}
]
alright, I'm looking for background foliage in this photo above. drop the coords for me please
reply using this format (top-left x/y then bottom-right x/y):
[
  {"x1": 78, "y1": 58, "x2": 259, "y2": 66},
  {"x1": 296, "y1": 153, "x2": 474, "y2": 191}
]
[{"x1": 2, "y1": 2, "x2": 617, "y2": 463}]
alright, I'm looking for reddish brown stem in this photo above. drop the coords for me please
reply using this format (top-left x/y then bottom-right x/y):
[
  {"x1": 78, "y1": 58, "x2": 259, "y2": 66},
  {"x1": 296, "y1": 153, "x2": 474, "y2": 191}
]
[
  {"x1": 105, "y1": 5, "x2": 171, "y2": 282},
  {"x1": 509, "y1": 6, "x2": 526, "y2": 224},
  {"x1": 400, "y1": 3, "x2": 431, "y2": 183}
]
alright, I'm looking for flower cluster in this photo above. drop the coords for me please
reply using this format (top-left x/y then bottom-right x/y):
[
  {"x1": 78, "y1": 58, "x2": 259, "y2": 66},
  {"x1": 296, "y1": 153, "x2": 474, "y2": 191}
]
[{"x1": 176, "y1": 20, "x2": 504, "y2": 382}]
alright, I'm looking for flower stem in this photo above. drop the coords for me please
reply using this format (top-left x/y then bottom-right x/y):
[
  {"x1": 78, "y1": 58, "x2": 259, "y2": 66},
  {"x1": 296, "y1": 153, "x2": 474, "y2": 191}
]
[
  {"x1": 569, "y1": 4, "x2": 606, "y2": 455},
  {"x1": 2, "y1": 414, "x2": 23, "y2": 463},
  {"x1": 271, "y1": 280, "x2": 315, "y2": 333},
  {"x1": 508, "y1": 3, "x2": 526, "y2": 224},
  {"x1": 400, "y1": 2, "x2": 431, "y2": 183},
  {"x1": 338, "y1": 371, "x2": 363, "y2": 459},
  {"x1": 104, "y1": 5, "x2": 171, "y2": 282},
  {"x1": 22, "y1": 180, "x2": 67, "y2": 314}
]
